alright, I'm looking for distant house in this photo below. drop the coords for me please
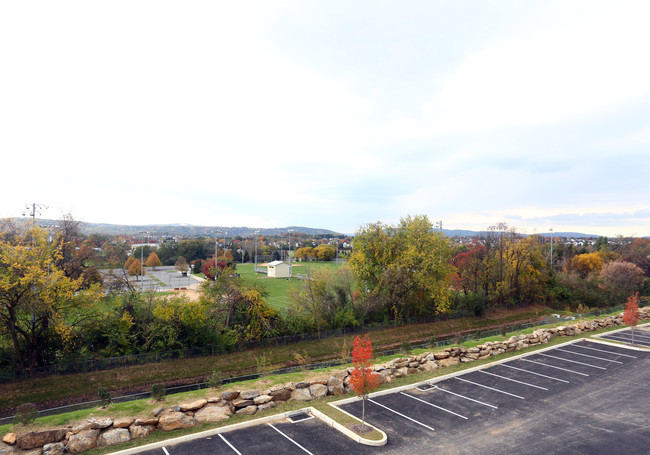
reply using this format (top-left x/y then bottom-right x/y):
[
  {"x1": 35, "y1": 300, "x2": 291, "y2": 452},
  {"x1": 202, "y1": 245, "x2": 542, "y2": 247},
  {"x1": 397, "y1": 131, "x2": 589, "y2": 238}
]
[{"x1": 267, "y1": 260, "x2": 290, "y2": 278}]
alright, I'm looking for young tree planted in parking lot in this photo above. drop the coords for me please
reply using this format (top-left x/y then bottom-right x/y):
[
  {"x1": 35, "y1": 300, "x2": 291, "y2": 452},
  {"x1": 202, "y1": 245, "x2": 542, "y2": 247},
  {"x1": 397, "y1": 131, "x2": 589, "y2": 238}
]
[
  {"x1": 128, "y1": 259, "x2": 143, "y2": 279},
  {"x1": 350, "y1": 334, "x2": 380, "y2": 429},
  {"x1": 623, "y1": 292, "x2": 640, "y2": 345},
  {"x1": 145, "y1": 251, "x2": 162, "y2": 270},
  {"x1": 174, "y1": 256, "x2": 189, "y2": 273}
]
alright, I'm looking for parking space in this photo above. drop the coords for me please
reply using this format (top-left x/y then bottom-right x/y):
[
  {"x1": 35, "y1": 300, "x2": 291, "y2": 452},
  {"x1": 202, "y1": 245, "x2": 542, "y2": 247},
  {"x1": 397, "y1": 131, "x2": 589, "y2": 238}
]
[
  {"x1": 130, "y1": 339, "x2": 650, "y2": 454},
  {"x1": 338, "y1": 339, "x2": 650, "y2": 454},
  {"x1": 135, "y1": 413, "x2": 377, "y2": 455},
  {"x1": 597, "y1": 326, "x2": 650, "y2": 347}
]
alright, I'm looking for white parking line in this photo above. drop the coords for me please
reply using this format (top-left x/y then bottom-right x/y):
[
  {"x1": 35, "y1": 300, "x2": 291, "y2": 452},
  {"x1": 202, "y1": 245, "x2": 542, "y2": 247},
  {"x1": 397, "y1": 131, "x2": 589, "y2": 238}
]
[
  {"x1": 162, "y1": 448, "x2": 170, "y2": 455},
  {"x1": 554, "y1": 348, "x2": 623, "y2": 364},
  {"x1": 268, "y1": 424, "x2": 315, "y2": 455},
  {"x1": 601, "y1": 334, "x2": 636, "y2": 342},
  {"x1": 572, "y1": 344, "x2": 637, "y2": 358},
  {"x1": 479, "y1": 370, "x2": 548, "y2": 390},
  {"x1": 218, "y1": 434, "x2": 242, "y2": 455},
  {"x1": 500, "y1": 364, "x2": 569, "y2": 383},
  {"x1": 455, "y1": 377, "x2": 525, "y2": 399},
  {"x1": 537, "y1": 353, "x2": 607, "y2": 370},
  {"x1": 368, "y1": 398, "x2": 436, "y2": 431},
  {"x1": 400, "y1": 392, "x2": 468, "y2": 419},
  {"x1": 626, "y1": 330, "x2": 650, "y2": 339},
  {"x1": 433, "y1": 385, "x2": 498, "y2": 409},
  {"x1": 520, "y1": 358, "x2": 589, "y2": 376}
]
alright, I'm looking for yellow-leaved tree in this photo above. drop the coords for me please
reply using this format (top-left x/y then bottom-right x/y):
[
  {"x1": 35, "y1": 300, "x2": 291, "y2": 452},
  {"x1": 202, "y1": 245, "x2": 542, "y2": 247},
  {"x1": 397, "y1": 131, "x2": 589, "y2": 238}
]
[{"x1": 0, "y1": 223, "x2": 103, "y2": 371}]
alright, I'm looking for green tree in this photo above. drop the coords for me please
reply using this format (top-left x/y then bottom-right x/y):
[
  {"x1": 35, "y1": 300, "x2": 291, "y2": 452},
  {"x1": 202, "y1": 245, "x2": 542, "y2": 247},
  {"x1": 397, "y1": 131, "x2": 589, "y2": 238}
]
[{"x1": 349, "y1": 215, "x2": 454, "y2": 319}]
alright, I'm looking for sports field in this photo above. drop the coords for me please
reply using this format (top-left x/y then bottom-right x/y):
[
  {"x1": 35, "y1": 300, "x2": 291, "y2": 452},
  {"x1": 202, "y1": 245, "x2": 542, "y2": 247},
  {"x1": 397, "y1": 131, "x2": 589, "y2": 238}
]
[{"x1": 236, "y1": 261, "x2": 345, "y2": 311}]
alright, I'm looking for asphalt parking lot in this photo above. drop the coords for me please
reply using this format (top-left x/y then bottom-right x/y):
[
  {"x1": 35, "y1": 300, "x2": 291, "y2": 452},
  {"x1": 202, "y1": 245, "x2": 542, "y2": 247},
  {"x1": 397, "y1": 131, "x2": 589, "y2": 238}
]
[
  {"x1": 127, "y1": 339, "x2": 650, "y2": 455},
  {"x1": 597, "y1": 325, "x2": 650, "y2": 348}
]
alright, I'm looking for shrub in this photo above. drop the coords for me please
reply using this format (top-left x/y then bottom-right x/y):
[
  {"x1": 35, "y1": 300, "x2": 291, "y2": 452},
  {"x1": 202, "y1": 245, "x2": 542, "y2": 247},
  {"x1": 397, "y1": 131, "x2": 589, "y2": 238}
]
[
  {"x1": 13, "y1": 403, "x2": 38, "y2": 425},
  {"x1": 151, "y1": 383, "x2": 165, "y2": 401},
  {"x1": 208, "y1": 370, "x2": 223, "y2": 389},
  {"x1": 400, "y1": 341, "x2": 411, "y2": 354},
  {"x1": 428, "y1": 335, "x2": 437, "y2": 348},
  {"x1": 98, "y1": 387, "x2": 111, "y2": 407}
]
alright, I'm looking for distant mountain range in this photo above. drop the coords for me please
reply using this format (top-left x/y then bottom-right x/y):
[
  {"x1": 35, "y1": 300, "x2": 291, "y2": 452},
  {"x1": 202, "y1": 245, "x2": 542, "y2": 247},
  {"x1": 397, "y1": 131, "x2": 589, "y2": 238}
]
[{"x1": 21, "y1": 219, "x2": 601, "y2": 238}]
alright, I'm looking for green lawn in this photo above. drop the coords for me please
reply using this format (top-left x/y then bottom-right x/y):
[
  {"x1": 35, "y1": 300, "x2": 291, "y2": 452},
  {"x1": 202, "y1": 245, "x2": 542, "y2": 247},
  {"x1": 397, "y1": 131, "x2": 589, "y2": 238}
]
[{"x1": 235, "y1": 261, "x2": 345, "y2": 312}]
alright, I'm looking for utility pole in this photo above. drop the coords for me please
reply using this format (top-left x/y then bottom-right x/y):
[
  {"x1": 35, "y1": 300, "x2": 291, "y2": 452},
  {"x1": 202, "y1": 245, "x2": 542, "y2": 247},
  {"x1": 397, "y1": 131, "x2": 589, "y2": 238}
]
[{"x1": 23, "y1": 203, "x2": 48, "y2": 226}]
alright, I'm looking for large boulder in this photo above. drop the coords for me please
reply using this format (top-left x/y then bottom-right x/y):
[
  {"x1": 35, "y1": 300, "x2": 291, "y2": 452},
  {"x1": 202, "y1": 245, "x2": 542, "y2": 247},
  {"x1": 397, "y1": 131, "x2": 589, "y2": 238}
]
[
  {"x1": 179, "y1": 399, "x2": 207, "y2": 412},
  {"x1": 327, "y1": 377, "x2": 345, "y2": 396},
  {"x1": 257, "y1": 401, "x2": 277, "y2": 413},
  {"x1": 129, "y1": 425, "x2": 153, "y2": 440},
  {"x1": 235, "y1": 405, "x2": 257, "y2": 416},
  {"x1": 309, "y1": 384, "x2": 328, "y2": 399},
  {"x1": 253, "y1": 395, "x2": 273, "y2": 405},
  {"x1": 16, "y1": 430, "x2": 66, "y2": 451},
  {"x1": 239, "y1": 389, "x2": 260, "y2": 400},
  {"x1": 291, "y1": 388, "x2": 312, "y2": 401},
  {"x1": 221, "y1": 391, "x2": 240, "y2": 401},
  {"x1": 193, "y1": 404, "x2": 232, "y2": 423},
  {"x1": 112, "y1": 417, "x2": 134, "y2": 428},
  {"x1": 1, "y1": 435, "x2": 15, "y2": 446},
  {"x1": 98, "y1": 428, "x2": 131, "y2": 446},
  {"x1": 270, "y1": 388, "x2": 292, "y2": 402},
  {"x1": 157, "y1": 411, "x2": 194, "y2": 431},
  {"x1": 67, "y1": 430, "x2": 99, "y2": 454}
]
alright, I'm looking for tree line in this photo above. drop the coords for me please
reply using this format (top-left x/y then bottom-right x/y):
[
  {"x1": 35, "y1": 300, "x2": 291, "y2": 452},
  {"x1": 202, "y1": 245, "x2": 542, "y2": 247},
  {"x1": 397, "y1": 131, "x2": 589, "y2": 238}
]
[{"x1": 0, "y1": 215, "x2": 648, "y2": 375}]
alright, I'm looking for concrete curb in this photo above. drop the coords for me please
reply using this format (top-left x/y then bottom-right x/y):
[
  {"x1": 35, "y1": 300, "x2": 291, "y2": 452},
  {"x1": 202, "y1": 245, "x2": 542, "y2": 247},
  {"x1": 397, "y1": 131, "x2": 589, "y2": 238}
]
[
  {"x1": 310, "y1": 406, "x2": 387, "y2": 446},
  {"x1": 331, "y1": 337, "x2": 586, "y2": 408}
]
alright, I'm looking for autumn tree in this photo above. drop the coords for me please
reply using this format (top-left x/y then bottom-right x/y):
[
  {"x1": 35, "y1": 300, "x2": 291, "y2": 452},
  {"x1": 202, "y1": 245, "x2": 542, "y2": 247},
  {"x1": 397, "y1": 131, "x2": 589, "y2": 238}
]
[
  {"x1": 174, "y1": 256, "x2": 189, "y2": 273},
  {"x1": 314, "y1": 244, "x2": 336, "y2": 261},
  {"x1": 623, "y1": 292, "x2": 640, "y2": 345},
  {"x1": 0, "y1": 225, "x2": 103, "y2": 370},
  {"x1": 145, "y1": 251, "x2": 162, "y2": 270},
  {"x1": 202, "y1": 258, "x2": 227, "y2": 280},
  {"x1": 349, "y1": 215, "x2": 454, "y2": 320},
  {"x1": 128, "y1": 259, "x2": 143, "y2": 279},
  {"x1": 124, "y1": 255, "x2": 136, "y2": 271},
  {"x1": 599, "y1": 260, "x2": 645, "y2": 304},
  {"x1": 294, "y1": 247, "x2": 315, "y2": 261},
  {"x1": 350, "y1": 335, "x2": 380, "y2": 428}
]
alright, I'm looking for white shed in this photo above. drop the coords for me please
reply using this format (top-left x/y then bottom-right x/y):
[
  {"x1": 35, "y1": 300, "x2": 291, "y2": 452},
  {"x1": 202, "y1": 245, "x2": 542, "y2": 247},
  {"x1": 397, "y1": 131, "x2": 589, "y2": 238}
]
[{"x1": 267, "y1": 260, "x2": 290, "y2": 278}]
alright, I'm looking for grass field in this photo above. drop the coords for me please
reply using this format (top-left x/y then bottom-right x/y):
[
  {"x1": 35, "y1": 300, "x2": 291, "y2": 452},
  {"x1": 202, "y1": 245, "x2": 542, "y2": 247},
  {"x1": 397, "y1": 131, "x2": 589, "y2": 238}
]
[{"x1": 236, "y1": 261, "x2": 345, "y2": 311}]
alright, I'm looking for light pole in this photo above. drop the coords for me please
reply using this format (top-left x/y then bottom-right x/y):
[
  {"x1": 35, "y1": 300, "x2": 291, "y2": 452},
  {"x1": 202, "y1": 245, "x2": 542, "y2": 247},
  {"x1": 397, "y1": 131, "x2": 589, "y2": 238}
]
[
  {"x1": 254, "y1": 229, "x2": 260, "y2": 272},
  {"x1": 214, "y1": 230, "x2": 222, "y2": 282},
  {"x1": 288, "y1": 229, "x2": 294, "y2": 280}
]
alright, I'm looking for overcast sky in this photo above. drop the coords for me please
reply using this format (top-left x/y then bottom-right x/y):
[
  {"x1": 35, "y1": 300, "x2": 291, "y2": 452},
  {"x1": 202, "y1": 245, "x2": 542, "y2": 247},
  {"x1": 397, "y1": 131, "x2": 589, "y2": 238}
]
[{"x1": 2, "y1": 1, "x2": 650, "y2": 236}]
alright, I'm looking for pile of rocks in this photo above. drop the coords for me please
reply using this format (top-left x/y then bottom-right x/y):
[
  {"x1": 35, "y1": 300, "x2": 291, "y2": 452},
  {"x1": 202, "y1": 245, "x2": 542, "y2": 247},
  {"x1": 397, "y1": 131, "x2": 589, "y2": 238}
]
[{"x1": 2, "y1": 310, "x2": 647, "y2": 455}]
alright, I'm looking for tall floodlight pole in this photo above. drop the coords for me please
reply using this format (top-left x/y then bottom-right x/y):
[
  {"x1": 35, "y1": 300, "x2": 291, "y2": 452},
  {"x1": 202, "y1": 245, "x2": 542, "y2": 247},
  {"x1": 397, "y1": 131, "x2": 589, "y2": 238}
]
[
  {"x1": 288, "y1": 229, "x2": 294, "y2": 280},
  {"x1": 254, "y1": 229, "x2": 260, "y2": 272},
  {"x1": 214, "y1": 230, "x2": 222, "y2": 282},
  {"x1": 550, "y1": 228, "x2": 554, "y2": 270}
]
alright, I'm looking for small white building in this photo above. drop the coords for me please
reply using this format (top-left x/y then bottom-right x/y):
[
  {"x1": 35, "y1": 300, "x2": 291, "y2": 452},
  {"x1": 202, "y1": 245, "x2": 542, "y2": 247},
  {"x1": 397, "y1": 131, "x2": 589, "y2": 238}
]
[{"x1": 267, "y1": 260, "x2": 290, "y2": 278}]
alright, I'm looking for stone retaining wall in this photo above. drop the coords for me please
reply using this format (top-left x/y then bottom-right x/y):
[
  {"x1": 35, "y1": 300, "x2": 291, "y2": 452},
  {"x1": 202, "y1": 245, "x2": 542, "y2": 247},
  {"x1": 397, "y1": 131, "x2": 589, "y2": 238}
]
[{"x1": 2, "y1": 308, "x2": 648, "y2": 455}]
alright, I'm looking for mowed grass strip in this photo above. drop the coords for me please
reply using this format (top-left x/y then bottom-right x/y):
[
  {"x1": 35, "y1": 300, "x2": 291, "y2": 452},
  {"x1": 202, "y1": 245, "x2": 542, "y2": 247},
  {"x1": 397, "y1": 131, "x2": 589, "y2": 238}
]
[{"x1": 0, "y1": 306, "x2": 551, "y2": 410}]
